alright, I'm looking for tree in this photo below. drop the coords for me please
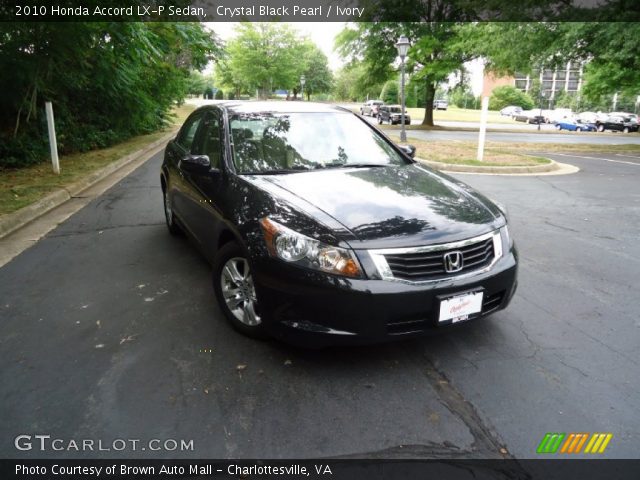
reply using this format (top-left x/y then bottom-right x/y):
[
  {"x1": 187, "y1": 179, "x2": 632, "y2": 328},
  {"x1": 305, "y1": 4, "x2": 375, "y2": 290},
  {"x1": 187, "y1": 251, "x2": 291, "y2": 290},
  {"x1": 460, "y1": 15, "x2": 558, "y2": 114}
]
[
  {"x1": 380, "y1": 79, "x2": 399, "y2": 104},
  {"x1": 332, "y1": 64, "x2": 386, "y2": 102},
  {"x1": 0, "y1": 20, "x2": 221, "y2": 167},
  {"x1": 489, "y1": 86, "x2": 534, "y2": 111},
  {"x1": 335, "y1": 1, "x2": 481, "y2": 126},
  {"x1": 224, "y1": 23, "x2": 300, "y2": 99},
  {"x1": 299, "y1": 41, "x2": 333, "y2": 100}
]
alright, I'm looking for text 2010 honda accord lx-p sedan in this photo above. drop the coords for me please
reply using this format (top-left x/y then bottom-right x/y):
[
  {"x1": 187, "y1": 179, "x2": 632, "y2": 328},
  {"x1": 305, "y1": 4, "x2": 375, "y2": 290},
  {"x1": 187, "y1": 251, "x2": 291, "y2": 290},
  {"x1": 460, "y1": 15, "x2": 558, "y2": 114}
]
[{"x1": 160, "y1": 102, "x2": 518, "y2": 346}]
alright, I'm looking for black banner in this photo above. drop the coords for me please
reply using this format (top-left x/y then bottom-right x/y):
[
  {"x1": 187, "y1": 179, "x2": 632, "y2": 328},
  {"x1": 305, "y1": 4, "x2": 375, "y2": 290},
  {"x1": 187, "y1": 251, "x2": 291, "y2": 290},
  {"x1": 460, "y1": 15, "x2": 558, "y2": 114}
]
[
  {"x1": 2, "y1": 0, "x2": 640, "y2": 22},
  {"x1": 2, "y1": 459, "x2": 640, "y2": 480}
]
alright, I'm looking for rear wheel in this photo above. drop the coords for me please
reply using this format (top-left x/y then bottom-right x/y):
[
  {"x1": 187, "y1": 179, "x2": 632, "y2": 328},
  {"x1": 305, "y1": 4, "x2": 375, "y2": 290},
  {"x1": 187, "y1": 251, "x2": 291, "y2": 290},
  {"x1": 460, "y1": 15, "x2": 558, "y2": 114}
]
[
  {"x1": 576, "y1": 127, "x2": 582, "y2": 132},
  {"x1": 213, "y1": 242, "x2": 266, "y2": 338},
  {"x1": 597, "y1": 124, "x2": 605, "y2": 132}
]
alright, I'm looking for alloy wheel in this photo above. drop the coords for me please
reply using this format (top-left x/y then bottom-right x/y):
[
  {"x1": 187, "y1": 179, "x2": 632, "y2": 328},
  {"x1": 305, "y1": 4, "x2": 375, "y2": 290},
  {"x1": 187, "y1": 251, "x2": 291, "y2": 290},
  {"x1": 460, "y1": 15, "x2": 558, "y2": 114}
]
[{"x1": 220, "y1": 257, "x2": 261, "y2": 326}]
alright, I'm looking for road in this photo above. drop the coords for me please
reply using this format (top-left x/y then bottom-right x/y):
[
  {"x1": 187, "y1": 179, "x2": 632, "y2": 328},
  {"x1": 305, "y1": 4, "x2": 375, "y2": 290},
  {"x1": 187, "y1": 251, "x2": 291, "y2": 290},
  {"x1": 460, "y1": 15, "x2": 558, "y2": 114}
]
[{"x1": 1, "y1": 150, "x2": 639, "y2": 460}]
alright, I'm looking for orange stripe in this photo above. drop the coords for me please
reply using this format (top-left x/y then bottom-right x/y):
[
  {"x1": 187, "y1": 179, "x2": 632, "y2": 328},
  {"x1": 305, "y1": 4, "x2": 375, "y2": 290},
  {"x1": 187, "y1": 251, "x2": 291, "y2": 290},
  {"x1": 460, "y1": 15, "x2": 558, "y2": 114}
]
[
  {"x1": 568, "y1": 434, "x2": 581, "y2": 453},
  {"x1": 573, "y1": 433, "x2": 589, "y2": 453},
  {"x1": 560, "y1": 433, "x2": 575, "y2": 453}
]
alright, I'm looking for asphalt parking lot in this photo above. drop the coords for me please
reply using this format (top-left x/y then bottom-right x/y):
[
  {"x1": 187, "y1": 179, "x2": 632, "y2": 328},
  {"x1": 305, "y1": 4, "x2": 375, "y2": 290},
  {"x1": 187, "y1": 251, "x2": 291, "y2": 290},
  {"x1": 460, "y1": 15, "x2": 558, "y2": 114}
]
[{"x1": 1, "y1": 150, "x2": 638, "y2": 459}]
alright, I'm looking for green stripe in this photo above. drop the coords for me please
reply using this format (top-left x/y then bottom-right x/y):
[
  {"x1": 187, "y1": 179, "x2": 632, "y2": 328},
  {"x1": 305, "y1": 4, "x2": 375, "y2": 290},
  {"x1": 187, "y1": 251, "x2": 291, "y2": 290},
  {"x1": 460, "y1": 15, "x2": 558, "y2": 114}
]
[
  {"x1": 537, "y1": 433, "x2": 566, "y2": 453},
  {"x1": 537, "y1": 433, "x2": 553, "y2": 453},
  {"x1": 548, "y1": 433, "x2": 566, "y2": 453}
]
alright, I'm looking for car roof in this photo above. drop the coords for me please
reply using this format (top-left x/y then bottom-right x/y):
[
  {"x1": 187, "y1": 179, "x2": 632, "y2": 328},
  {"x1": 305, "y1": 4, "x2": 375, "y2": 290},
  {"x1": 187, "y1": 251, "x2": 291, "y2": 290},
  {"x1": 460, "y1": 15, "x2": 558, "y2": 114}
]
[{"x1": 199, "y1": 101, "x2": 351, "y2": 115}]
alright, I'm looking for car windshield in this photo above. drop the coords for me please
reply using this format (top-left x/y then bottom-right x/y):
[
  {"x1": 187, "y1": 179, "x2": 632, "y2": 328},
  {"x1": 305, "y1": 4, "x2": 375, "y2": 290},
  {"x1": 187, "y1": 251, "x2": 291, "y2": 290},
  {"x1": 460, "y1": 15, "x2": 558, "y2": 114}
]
[
  {"x1": 389, "y1": 107, "x2": 403, "y2": 113},
  {"x1": 229, "y1": 112, "x2": 406, "y2": 174}
]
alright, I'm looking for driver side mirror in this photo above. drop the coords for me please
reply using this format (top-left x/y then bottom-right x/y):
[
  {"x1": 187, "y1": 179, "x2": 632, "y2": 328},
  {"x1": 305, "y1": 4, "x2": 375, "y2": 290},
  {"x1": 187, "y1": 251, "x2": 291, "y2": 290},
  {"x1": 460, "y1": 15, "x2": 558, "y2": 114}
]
[
  {"x1": 180, "y1": 154, "x2": 211, "y2": 174},
  {"x1": 399, "y1": 144, "x2": 416, "y2": 158}
]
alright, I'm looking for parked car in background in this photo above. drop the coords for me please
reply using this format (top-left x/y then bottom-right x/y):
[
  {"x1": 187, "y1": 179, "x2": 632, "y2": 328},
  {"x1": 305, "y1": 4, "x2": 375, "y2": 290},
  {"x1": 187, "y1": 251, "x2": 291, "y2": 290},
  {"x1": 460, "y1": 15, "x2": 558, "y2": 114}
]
[
  {"x1": 378, "y1": 105, "x2": 411, "y2": 125},
  {"x1": 500, "y1": 106, "x2": 523, "y2": 117},
  {"x1": 576, "y1": 111, "x2": 599, "y2": 124},
  {"x1": 160, "y1": 101, "x2": 517, "y2": 346},
  {"x1": 544, "y1": 108, "x2": 573, "y2": 124},
  {"x1": 433, "y1": 100, "x2": 448, "y2": 110},
  {"x1": 513, "y1": 110, "x2": 545, "y2": 124},
  {"x1": 595, "y1": 116, "x2": 639, "y2": 133},
  {"x1": 554, "y1": 119, "x2": 596, "y2": 132},
  {"x1": 360, "y1": 100, "x2": 384, "y2": 117}
]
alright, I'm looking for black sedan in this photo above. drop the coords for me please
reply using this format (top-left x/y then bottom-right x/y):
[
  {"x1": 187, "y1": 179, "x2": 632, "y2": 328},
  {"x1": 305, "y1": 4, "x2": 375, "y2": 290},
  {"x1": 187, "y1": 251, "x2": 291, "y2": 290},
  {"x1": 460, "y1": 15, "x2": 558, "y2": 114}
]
[
  {"x1": 161, "y1": 102, "x2": 518, "y2": 346},
  {"x1": 595, "y1": 116, "x2": 639, "y2": 133}
]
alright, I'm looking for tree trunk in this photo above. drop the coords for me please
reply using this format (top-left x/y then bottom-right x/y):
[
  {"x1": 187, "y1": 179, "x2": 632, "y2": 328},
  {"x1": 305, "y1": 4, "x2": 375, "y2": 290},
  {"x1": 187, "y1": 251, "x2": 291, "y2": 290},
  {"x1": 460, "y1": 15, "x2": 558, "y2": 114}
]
[{"x1": 422, "y1": 78, "x2": 436, "y2": 126}]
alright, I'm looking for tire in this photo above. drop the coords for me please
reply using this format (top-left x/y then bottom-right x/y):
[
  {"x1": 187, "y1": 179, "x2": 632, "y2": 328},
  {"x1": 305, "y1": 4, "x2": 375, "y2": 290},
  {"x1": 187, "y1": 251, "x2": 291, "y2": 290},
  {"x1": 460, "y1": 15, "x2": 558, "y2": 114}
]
[
  {"x1": 623, "y1": 127, "x2": 629, "y2": 134},
  {"x1": 162, "y1": 185, "x2": 182, "y2": 235},
  {"x1": 576, "y1": 127, "x2": 582, "y2": 132},
  {"x1": 597, "y1": 125, "x2": 605, "y2": 132},
  {"x1": 213, "y1": 241, "x2": 266, "y2": 338},
  {"x1": 555, "y1": 124, "x2": 562, "y2": 130},
  {"x1": 377, "y1": 115, "x2": 383, "y2": 124}
]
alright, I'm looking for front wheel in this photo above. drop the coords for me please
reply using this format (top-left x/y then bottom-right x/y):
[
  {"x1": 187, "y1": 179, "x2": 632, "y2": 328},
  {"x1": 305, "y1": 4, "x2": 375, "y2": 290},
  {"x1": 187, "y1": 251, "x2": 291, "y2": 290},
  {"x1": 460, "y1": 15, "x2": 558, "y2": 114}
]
[
  {"x1": 377, "y1": 115, "x2": 383, "y2": 124},
  {"x1": 555, "y1": 124, "x2": 562, "y2": 130},
  {"x1": 623, "y1": 127, "x2": 630, "y2": 134},
  {"x1": 597, "y1": 125, "x2": 605, "y2": 132},
  {"x1": 576, "y1": 127, "x2": 582, "y2": 132},
  {"x1": 213, "y1": 242, "x2": 266, "y2": 338}
]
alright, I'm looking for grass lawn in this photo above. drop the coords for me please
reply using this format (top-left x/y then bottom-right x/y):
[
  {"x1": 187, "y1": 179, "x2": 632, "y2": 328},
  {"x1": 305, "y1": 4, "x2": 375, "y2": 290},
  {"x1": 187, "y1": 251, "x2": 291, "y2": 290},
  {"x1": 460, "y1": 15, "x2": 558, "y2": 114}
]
[
  {"x1": 408, "y1": 107, "x2": 513, "y2": 125},
  {"x1": 0, "y1": 104, "x2": 195, "y2": 216},
  {"x1": 388, "y1": 135, "x2": 550, "y2": 166}
]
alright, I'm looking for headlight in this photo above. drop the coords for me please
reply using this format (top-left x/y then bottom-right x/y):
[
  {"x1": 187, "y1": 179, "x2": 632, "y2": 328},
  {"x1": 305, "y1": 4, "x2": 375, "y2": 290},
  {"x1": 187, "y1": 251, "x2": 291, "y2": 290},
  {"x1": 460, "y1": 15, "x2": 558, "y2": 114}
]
[
  {"x1": 500, "y1": 225, "x2": 513, "y2": 249},
  {"x1": 259, "y1": 218, "x2": 363, "y2": 278}
]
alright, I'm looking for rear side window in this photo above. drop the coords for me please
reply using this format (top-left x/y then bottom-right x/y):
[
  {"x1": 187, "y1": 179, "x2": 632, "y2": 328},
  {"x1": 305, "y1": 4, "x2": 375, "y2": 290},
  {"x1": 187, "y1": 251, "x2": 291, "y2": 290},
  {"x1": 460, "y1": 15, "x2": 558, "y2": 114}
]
[{"x1": 176, "y1": 113, "x2": 202, "y2": 151}]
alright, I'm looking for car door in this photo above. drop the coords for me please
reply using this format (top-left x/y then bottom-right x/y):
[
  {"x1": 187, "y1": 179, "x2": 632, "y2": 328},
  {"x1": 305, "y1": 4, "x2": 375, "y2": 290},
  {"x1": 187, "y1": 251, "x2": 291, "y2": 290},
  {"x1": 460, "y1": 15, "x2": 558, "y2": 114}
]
[
  {"x1": 179, "y1": 109, "x2": 226, "y2": 258},
  {"x1": 165, "y1": 111, "x2": 204, "y2": 230}
]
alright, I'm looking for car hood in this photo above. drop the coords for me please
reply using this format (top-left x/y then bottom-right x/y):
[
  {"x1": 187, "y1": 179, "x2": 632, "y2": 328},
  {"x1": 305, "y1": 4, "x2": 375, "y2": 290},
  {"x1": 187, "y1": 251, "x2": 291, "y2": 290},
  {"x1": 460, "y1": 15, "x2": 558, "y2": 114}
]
[{"x1": 246, "y1": 164, "x2": 503, "y2": 249}]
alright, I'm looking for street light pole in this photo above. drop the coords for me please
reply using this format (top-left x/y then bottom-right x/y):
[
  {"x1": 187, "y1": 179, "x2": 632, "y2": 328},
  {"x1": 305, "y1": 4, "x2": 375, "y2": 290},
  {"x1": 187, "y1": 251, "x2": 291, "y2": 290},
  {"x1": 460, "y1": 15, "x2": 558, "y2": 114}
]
[
  {"x1": 300, "y1": 75, "x2": 306, "y2": 101},
  {"x1": 395, "y1": 35, "x2": 410, "y2": 143}
]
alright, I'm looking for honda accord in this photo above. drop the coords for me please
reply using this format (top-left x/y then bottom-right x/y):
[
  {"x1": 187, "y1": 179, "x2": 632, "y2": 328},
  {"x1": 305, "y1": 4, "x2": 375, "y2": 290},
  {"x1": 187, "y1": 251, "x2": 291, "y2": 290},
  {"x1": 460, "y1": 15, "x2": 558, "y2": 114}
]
[{"x1": 160, "y1": 102, "x2": 518, "y2": 346}]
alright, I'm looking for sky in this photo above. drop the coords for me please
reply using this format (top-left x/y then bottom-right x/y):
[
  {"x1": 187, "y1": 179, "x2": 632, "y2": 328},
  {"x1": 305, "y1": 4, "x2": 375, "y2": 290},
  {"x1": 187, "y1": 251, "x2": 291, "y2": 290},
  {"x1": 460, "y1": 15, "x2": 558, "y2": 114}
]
[{"x1": 205, "y1": 22, "x2": 485, "y2": 96}]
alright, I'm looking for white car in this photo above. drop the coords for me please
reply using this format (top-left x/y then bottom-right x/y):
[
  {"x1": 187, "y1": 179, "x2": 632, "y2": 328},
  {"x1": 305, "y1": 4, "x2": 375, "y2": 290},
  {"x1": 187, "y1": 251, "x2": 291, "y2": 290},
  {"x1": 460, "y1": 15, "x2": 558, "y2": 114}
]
[
  {"x1": 500, "y1": 106, "x2": 523, "y2": 117},
  {"x1": 360, "y1": 100, "x2": 384, "y2": 117}
]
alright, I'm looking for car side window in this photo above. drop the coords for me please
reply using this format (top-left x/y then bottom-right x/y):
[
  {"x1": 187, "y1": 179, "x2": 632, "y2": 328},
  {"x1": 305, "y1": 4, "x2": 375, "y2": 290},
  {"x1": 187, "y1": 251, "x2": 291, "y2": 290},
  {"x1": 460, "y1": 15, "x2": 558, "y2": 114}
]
[
  {"x1": 176, "y1": 113, "x2": 203, "y2": 152},
  {"x1": 192, "y1": 112, "x2": 222, "y2": 169}
]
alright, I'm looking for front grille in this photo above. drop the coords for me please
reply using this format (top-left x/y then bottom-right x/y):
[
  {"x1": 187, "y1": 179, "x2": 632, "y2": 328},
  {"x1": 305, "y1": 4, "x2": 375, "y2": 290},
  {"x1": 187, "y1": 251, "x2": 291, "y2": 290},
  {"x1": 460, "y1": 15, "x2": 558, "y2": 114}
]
[{"x1": 382, "y1": 237, "x2": 495, "y2": 282}]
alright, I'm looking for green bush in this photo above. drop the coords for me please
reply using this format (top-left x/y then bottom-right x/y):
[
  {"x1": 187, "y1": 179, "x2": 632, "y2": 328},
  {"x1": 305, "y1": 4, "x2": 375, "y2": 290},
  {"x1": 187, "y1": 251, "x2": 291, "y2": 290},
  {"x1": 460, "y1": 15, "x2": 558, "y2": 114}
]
[
  {"x1": 451, "y1": 89, "x2": 481, "y2": 109},
  {"x1": 489, "y1": 86, "x2": 535, "y2": 110},
  {"x1": 215, "y1": 89, "x2": 224, "y2": 100},
  {"x1": 380, "y1": 80, "x2": 399, "y2": 105}
]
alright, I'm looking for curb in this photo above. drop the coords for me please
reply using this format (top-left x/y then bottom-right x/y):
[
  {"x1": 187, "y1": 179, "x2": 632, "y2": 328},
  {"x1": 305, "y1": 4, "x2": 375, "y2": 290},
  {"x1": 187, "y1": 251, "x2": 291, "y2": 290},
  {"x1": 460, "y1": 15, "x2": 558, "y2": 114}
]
[
  {"x1": 417, "y1": 157, "x2": 560, "y2": 174},
  {"x1": 0, "y1": 129, "x2": 177, "y2": 239}
]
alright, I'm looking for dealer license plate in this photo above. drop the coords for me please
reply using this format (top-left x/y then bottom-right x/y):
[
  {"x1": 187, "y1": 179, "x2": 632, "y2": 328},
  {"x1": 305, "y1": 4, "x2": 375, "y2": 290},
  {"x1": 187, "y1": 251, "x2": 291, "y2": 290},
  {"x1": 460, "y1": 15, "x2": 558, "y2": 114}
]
[{"x1": 438, "y1": 291, "x2": 484, "y2": 324}]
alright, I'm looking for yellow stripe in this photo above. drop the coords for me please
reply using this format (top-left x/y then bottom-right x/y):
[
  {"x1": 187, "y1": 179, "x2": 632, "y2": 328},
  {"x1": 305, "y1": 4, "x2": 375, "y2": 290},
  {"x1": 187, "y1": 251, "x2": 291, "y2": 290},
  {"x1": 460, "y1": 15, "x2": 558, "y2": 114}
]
[
  {"x1": 597, "y1": 434, "x2": 613, "y2": 453},
  {"x1": 584, "y1": 434, "x2": 598, "y2": 453},
  {"x1": 574, "y1": 433, "x2": 589, "y2": 453},
  {"x1": 590, "y1": 434, "x2": 605, "y2": 453},
  {"x1": 560, "y1": 433, "x2": 575, "y2": 453}
]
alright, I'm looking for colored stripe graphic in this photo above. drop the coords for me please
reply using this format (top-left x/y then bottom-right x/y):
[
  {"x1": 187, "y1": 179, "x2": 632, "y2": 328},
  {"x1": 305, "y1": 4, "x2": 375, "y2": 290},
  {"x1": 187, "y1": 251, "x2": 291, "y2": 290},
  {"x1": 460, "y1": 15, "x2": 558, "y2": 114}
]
[
  {"x1": 537, "y1": 433, "x2": 566, "y2": 453},
  {"x1": 584, "y1": 433, "x2": 613, "y2": 454},
  {"x1": 539, "y1": 433, "x2": 613, "y2": 454}
]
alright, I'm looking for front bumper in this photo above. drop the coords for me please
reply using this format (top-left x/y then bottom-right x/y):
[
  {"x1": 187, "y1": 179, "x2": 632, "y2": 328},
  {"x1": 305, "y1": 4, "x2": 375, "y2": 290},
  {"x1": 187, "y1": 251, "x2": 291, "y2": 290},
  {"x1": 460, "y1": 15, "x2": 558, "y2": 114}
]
[{"x1": 252, "y1": 248, "x2": 518, "y2": 347}]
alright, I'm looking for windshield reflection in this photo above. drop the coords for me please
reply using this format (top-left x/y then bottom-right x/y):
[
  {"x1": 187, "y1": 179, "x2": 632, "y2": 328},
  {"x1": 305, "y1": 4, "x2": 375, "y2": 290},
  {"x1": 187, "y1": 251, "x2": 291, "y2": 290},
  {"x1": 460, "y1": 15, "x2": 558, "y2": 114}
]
[{"x1": 229, "y1": 112, "x2": 406, "y2": 174}]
